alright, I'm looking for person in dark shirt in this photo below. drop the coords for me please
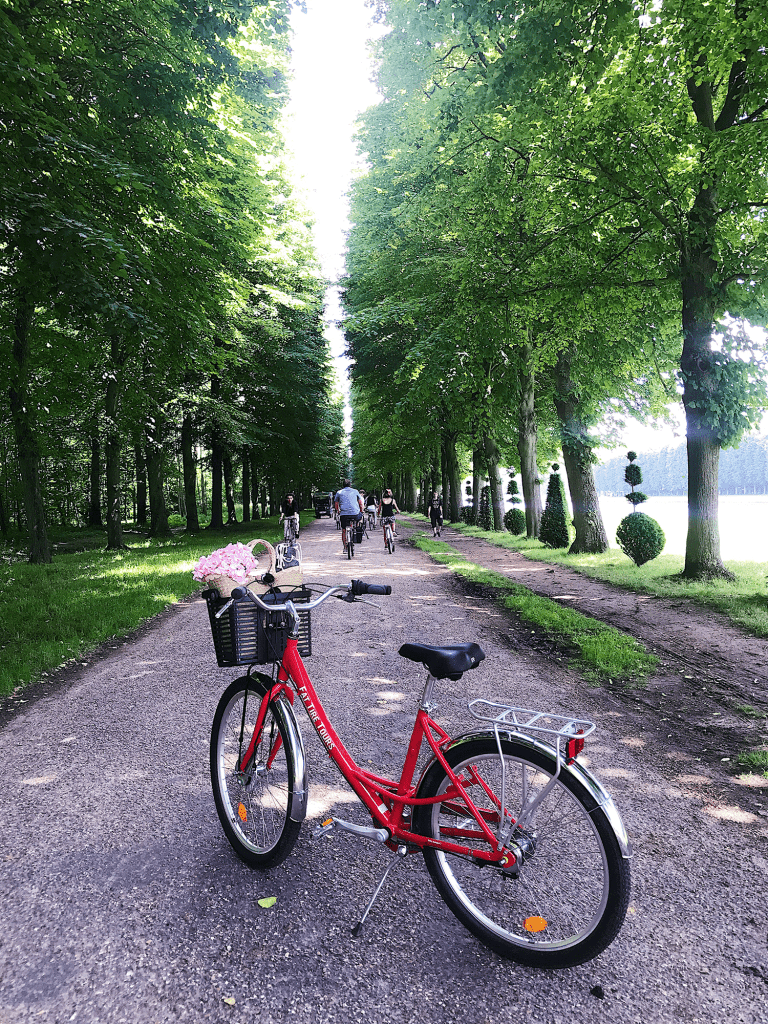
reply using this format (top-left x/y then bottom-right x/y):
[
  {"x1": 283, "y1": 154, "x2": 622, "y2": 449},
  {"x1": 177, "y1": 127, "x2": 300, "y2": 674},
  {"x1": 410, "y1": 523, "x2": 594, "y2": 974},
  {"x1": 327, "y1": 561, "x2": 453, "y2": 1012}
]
[
  {"x1": 279, "y1": 493, "x2": 300, "y2": 540},
  {"x1": 428, "y1": 491, "x2": 443, "y2": 537}
]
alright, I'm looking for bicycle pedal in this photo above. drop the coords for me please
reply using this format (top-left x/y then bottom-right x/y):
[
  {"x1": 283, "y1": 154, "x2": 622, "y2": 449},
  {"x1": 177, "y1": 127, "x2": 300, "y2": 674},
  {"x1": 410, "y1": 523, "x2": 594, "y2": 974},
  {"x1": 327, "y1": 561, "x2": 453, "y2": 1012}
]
[{"x1": 312, "y1": 816, "x2": 389, "y2": 843}]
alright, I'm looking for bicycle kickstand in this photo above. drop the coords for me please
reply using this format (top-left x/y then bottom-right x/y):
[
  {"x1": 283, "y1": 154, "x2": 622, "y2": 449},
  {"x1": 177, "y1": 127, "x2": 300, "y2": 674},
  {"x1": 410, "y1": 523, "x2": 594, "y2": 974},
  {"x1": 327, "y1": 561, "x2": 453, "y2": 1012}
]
[{"x1": 351, "y1": 845, "x2": 408, "y2": 937}]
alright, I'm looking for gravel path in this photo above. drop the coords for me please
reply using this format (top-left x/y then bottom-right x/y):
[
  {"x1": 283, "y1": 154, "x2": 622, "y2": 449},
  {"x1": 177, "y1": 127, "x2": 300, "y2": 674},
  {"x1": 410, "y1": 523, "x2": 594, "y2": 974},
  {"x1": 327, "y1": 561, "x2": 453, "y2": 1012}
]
[{"x1": 1, "y1": 517, "x2": 767, "y2": 1024}]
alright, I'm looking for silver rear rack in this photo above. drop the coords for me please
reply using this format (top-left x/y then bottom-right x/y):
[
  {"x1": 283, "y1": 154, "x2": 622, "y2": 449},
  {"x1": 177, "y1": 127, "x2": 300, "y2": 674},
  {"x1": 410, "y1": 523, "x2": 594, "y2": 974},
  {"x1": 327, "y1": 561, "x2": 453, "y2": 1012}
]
[
  {"x1": 468, "y1": 700, "x2": 597, "y2": 833},
  {"x1": 468, "y1": 699, "x2": 595, "y2": 743}
]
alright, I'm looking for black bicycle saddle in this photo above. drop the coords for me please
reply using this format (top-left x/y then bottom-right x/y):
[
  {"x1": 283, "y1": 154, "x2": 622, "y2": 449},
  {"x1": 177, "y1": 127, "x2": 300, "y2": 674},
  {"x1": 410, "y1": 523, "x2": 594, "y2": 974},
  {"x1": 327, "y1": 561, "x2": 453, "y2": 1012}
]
[{"x1": 398, "y1": 642, "x2": 485, "y2": 680}]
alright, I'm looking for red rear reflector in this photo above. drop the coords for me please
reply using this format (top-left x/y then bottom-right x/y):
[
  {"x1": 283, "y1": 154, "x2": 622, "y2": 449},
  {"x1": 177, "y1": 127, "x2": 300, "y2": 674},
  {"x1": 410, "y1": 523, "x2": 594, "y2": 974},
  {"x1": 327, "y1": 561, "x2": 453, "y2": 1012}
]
[{"x1": 566, "y1": 732, "x2": 585, "y2": 763}]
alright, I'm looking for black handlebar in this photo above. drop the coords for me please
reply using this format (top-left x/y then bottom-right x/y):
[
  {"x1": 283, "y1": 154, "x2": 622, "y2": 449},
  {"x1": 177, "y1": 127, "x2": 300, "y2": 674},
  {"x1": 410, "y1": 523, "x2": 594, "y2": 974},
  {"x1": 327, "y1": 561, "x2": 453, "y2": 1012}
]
[{"x1": 351, "y1": 579, "x2": 392, "y2": 597}]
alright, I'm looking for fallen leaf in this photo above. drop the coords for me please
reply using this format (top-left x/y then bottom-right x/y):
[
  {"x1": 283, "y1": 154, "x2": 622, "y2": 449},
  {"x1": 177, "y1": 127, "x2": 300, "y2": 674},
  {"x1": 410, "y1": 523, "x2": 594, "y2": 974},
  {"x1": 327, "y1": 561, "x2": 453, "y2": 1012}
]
[
  {"x1": 222, "y1": 996, "x2": 235, "y2": 1006},
  {"x1": 258, "y1": 896, "x2": 277, "y2": 908}
]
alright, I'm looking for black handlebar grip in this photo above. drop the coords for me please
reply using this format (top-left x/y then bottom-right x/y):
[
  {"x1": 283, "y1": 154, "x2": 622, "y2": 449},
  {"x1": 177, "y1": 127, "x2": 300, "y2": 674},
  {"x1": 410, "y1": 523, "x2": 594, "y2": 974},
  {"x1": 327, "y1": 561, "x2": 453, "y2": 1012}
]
[
  {"x1": 351, "y1": 579, "x2": 392, "y2": 596},
  {"x1": 231, "y1": 587, "x2": 248, "y2": 600}
]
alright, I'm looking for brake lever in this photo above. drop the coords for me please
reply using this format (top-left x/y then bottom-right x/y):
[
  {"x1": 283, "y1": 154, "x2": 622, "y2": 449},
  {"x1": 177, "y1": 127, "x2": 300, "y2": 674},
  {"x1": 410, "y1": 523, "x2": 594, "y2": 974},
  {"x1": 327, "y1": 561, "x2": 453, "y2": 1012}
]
[{"x1": 355, "y1": 597, "x2": 381, "y2": 609}]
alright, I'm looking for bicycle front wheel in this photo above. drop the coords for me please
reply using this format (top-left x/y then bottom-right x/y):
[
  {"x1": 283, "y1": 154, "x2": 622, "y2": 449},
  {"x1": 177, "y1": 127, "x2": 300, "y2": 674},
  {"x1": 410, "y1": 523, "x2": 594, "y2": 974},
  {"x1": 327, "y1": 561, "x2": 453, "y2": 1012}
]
[
  {"x1": 414, "y1": 736, "x2": 630, "y2": 968},
  {"x1": 210, "y1": 676, "x2": 302, "y2": 868}
]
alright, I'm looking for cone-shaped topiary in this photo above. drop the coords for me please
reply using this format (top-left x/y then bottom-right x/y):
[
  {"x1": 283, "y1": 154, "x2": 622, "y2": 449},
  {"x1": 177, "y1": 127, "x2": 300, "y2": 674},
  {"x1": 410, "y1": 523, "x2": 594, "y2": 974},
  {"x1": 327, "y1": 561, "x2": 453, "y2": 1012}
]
[
  {"x1": 504, "y1": 508, "x2": 526, "y2": 534},
  {"x1": 616, "y1": 512, "x2": 665, "y2": 565},
  {"x1": 539, "y1": 464, "x2": 570, "y2": 548},
  {"x1": 477, "y1": 485, "x2": 493, "y2": 531}
]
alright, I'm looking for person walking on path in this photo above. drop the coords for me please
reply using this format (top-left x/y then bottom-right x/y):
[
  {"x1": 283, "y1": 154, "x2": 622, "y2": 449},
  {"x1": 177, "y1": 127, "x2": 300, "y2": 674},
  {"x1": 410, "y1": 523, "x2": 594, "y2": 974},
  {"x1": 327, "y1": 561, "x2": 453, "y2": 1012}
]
[
  {"x1": 428, "y1": 491, "x2": 443, "y2": 537},
  {"x1": 334, "y1": 479, "x2": 364, "y2": 555}
]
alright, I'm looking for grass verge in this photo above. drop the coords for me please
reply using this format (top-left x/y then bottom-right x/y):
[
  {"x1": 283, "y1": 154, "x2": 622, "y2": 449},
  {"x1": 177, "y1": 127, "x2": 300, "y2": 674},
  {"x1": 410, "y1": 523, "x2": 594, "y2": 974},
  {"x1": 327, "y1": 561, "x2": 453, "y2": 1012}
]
[
  {"x1": 0, "y1": 519, "x2": 287, "y2": 697},
  {"x1": 415, "y1": 516, "x2": 768, "y2": 639},
  {"x1": 413, "y1": 535, "x2": 658, "y2": 684}
]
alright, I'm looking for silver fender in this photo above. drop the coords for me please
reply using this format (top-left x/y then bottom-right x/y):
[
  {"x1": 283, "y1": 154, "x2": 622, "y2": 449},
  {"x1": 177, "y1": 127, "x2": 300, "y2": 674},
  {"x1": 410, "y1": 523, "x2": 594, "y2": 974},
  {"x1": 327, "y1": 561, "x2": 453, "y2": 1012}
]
[
  {"x1": 417, "y1": 729, "x2": 632, "y2": 858},
  {"x1": 273, "y1": 693, "x2": 308, "y2": 824}
]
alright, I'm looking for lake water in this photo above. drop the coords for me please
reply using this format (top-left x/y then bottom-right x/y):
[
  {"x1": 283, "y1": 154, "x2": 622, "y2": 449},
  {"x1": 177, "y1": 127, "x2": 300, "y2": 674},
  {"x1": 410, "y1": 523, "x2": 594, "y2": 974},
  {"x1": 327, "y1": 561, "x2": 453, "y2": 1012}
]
[{"x1": 595, "y1": 495, "x2": 768, "y2": 563}]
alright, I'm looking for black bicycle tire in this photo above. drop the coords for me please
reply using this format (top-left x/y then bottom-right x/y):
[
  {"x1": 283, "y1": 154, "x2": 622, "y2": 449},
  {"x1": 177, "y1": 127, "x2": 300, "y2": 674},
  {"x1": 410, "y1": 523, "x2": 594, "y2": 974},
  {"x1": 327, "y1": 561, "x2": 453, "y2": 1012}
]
[
  {"x1": 414, "y1": 735, "x2": 630, "y2": 968},
  {"x1": 210, "y1": 675, "x2": 302, "y2": 868}
]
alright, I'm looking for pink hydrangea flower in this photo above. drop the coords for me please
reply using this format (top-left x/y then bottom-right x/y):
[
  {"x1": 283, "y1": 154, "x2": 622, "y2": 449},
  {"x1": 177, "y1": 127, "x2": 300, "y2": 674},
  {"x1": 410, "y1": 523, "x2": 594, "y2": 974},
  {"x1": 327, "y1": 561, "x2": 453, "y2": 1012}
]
[{"x1": 192, "y1": 542, "x2": 260, "y2": 584}]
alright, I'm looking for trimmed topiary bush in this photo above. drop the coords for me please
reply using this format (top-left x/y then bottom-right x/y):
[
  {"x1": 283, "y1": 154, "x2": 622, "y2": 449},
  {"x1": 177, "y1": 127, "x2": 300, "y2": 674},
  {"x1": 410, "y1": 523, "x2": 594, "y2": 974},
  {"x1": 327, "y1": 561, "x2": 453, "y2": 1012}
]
[
  {"x1": 477, "y1": 485, "x2": 492, "y2": 531},
  {"x1": 616, "y1": 512, "x2": 665, "y2": 566},
  {"x1": 504, "y1": 508, "x2": 526, "y2": 535},
  {"x1": 459, "y1": 506, "x2": 476, "y2": 525},
  {"x1": 539, "y1": 464, "x2": 570, "y2": 549}
]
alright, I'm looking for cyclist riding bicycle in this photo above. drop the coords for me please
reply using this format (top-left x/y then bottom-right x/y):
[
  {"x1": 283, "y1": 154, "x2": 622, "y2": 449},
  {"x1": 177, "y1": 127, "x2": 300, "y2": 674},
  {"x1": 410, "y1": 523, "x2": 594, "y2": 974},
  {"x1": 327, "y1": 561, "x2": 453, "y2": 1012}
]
[
  {"x1": 378, "y1": 488, "x2": 401, "y2": 548},
  {"x1": 334, "y1": 479, "x2": 364, "y2": 555},
  {"x1": 279, "y1": 492, "x2": 300, "y2": 542},
  {"x1": 365, "y1": 493, "x2": 378, "y2": 528},
  {"x1": 428, "y1": 490, "x2": 443, "y2": 537}
]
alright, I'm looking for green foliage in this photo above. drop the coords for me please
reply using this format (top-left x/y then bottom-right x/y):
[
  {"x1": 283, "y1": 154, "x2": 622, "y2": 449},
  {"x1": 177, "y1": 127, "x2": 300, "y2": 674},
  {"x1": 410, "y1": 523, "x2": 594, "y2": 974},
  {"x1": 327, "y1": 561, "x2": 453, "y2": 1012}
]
[
  {"x1": 504, "y1": 508, "x2": 526, "y2": 535},
  {"x1": 0, "y1": 520, "x2": 286, "y2": 695},
  {"x1": 460, "y1": 506, "x2": 477, "y2": 525},
  {"x1": 413, "y1": 536, "x2": 657, "y2": 683},
  {"x1": 539, "y1": 465, "x2": 570, "y2": 549},
  {"x1": 616, "y1": 513, "x2": 666, "y2": 567},
  {"x1": 447, "y1": 520, "x2": 768, "y2": 639}
]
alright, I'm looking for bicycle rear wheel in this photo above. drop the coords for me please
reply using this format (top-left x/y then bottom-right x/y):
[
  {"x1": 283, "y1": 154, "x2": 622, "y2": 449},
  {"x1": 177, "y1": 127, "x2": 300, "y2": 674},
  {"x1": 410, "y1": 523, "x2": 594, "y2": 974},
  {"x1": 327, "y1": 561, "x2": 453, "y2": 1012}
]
[
  {"x1": 386, "y1": 525, "x2": 394, "y2": 554},
  {"x1": 414, "y1": 735, "x2": 630, "y2": 968},
  {"x1": 210, "y1": 676, "x2": 302, "y2": 868}
]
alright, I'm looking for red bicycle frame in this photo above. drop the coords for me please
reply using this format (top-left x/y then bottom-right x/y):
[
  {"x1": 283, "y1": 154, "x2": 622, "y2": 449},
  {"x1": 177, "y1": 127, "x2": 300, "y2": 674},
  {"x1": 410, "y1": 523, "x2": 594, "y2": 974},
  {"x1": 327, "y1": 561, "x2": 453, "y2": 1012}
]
[{"x1": 241, "y1": 634, "x2": 510, "y2": 864}]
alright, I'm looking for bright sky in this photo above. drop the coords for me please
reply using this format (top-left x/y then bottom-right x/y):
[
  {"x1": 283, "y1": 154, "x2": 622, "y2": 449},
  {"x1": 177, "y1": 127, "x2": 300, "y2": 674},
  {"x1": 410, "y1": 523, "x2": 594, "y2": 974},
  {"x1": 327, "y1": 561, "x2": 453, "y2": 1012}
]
[{"x1": 282, "y1": 1, "x2": 384, "y2": 429}]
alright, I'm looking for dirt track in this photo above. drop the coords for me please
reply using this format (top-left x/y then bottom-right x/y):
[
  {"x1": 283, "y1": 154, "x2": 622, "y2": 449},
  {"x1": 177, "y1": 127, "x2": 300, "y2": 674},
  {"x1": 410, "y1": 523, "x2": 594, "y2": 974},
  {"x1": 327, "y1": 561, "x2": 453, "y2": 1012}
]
[{"x1": 1, "y1": 516, "x2": 767, "y2": 1023}]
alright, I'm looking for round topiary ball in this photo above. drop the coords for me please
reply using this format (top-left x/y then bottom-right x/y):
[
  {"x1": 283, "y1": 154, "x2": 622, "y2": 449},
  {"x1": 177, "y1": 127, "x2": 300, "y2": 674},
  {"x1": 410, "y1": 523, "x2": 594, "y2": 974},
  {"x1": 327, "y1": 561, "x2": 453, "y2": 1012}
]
[
  {"x1": 616, "y1": 512, "x2": 665, "y2": 566},
  {"x1": 504, "y1": 508, "x2": 526, "y2": 535}
]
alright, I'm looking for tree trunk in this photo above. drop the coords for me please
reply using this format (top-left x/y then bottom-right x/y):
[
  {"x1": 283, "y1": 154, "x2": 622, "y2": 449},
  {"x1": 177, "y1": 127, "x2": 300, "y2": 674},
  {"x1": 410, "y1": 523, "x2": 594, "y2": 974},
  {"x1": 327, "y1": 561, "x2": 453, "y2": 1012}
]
[
  {"x1": 209, "y1": 436, "x2": 223, "y2": 527},
  {"x1": 181, "y1": 412, "x2": 199, "y2": 532},
  {"x1": 146, "y1": 415, "x2": 171, "y2": 537},
  {"x1": 517, "y1": 344, "x2": 543, "y2": 539},
  {"x1": 403, "y1": 467, "x2": 417, "y2": 511},
  {"x1": 104, "y1": 340, "x2": 127, "y2": 550},
  {"x1": 443, "y1": 433, "x2": 461, "y2": 522},
  {"x1": 135, "y1": 441, "x2": 147, "y2": 527},
  {"x1": 251, "y1": 454, "x2": 260, "y2": 519},
  {"x1": 223, "y1": 453, "x2": 237, "y2": 524},
  {"x1": 552, "y1": 348, "x2": 608, "y2": 554},
  {"x1": 484, "y1": 435, "x2": 506, "y2": 531},
  {"x1": 8, "y1": 294, "x2": 50, "y2": 562},
  {"x1": 679, "y1": 187, "x2": 732, "y2": 579},
  {"x1": 241, "y1": 449, "x2": 250, "y2": 523},
  {"x1": 87, "y1": 414, "x2": 103, "y2": 528},
  {"x1": 440, "y1": 440, "x2": 450, "y2": 517},
  {"x1": 472, "y1": 445, "x2": 482, "y2": 518}
]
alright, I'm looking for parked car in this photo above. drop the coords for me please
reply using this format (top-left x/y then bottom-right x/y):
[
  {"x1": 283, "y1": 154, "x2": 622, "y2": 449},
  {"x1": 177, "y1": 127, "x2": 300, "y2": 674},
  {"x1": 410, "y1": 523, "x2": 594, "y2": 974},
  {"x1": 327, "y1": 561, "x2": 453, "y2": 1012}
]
[{"x1": 312, "y1": 492, "x2": 333, "y2": 518}]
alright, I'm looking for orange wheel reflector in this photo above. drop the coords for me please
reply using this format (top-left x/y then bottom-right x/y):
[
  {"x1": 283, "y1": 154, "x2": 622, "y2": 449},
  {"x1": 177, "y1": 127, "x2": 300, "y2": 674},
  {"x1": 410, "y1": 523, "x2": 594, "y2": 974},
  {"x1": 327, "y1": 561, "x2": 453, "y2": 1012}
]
[
  {"x1": 524, "y1": 916, "x2": 548, "y2": 933},
  {"x1": 238, "y1": 802, "x2": 248, "y2": 822},
  {"x1": 322, "y1": 818, "x2": 333, "y2": 827}
]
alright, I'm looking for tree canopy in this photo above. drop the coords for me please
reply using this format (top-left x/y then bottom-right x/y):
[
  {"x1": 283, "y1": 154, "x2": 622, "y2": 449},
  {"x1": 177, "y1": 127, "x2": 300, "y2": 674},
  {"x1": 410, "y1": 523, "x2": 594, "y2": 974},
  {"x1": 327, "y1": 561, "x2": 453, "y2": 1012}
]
[{"x1": 343, "y1": 0, "x2": 768, "y2": 573}]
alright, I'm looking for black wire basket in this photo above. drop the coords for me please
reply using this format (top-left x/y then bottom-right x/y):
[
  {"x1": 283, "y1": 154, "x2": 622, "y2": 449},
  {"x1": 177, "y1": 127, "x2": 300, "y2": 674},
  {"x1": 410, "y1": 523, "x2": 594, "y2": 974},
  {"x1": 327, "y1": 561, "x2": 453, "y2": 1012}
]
[{"x1": 203, "y1": 587, "x2": 312, "y2": 667}]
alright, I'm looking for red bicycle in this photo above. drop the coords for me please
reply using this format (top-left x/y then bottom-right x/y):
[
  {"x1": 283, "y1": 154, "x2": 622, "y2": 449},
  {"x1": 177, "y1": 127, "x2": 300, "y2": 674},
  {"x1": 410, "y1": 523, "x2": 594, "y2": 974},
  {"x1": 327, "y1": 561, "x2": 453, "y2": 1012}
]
[{"x1": 208, "y1": 581, "x2": 631, "y2": 969}]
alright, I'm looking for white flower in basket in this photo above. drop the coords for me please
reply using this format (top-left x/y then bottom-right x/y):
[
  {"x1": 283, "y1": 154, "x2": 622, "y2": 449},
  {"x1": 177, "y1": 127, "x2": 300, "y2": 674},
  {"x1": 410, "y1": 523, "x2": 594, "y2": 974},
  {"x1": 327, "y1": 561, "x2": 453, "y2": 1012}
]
[{"x1": 192, "y1": 540, "x2": 277, "y2": 597}]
